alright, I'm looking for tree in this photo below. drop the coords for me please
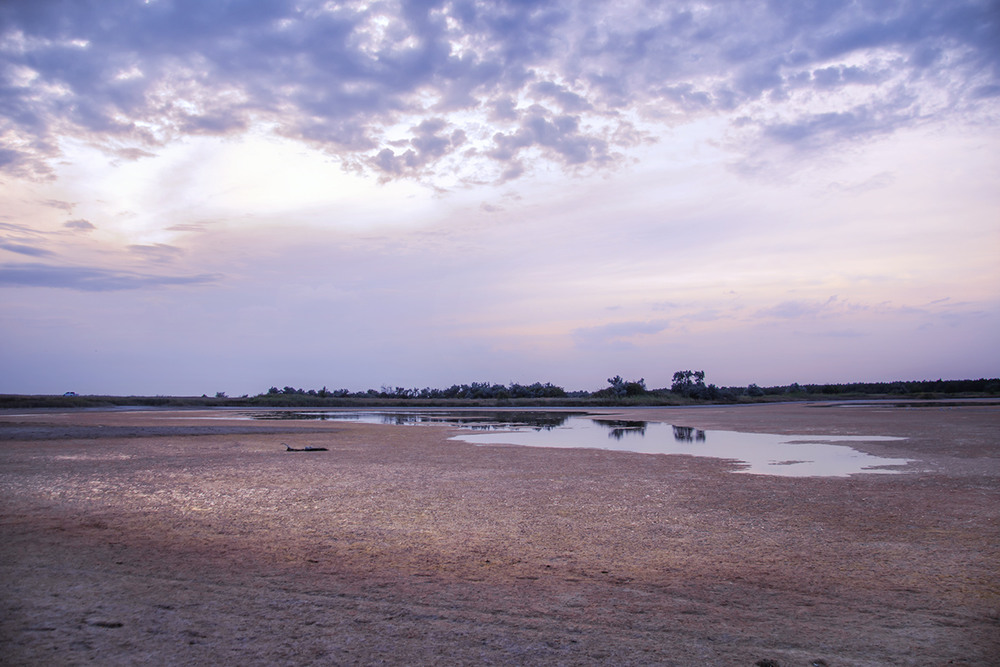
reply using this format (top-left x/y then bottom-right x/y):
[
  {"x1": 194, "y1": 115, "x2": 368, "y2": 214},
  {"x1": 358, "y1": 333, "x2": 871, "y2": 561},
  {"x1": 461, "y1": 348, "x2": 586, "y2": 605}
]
[
  {"x1": 607, "y1": 375, "x2": 647, "y2": 398},
  {"x1": 671, "y1": 370, "x2": 706, "y2": 397},
  {"x1": 607, "y1": 375, "x2": 626, "y2": 397}
]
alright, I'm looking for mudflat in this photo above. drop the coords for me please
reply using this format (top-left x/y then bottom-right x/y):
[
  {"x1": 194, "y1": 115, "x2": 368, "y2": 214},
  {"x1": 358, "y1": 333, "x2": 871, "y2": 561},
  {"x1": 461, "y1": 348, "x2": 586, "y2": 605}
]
[{"x1": 1, "y1": 402, "x2": 997, "y2": 666}]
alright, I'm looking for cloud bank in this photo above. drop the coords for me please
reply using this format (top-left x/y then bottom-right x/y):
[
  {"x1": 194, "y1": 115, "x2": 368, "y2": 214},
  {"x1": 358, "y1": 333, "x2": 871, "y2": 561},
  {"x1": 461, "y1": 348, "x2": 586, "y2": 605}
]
[{"x1": 2, "y1": 0, "x2": 996, "y2": 184}]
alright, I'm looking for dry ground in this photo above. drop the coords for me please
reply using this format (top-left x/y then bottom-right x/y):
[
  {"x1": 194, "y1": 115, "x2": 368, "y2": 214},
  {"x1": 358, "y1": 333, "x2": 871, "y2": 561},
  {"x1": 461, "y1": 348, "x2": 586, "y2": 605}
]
[{"x1": 1, "y1": 402, "x2": 998, "y2": 666}]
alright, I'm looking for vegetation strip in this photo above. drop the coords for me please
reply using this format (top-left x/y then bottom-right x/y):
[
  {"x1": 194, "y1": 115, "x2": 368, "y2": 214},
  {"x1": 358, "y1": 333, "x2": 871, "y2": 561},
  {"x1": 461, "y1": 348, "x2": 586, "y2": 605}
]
[{"x1": 2, "y1": 372, "x2": 997, "y2": 410}]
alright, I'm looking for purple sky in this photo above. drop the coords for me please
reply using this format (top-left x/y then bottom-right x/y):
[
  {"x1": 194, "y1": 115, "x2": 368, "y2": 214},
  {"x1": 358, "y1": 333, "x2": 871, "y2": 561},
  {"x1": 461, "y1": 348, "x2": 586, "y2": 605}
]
[{"x1": 1, "y1": 0, "x2": 998, "y2": 395}]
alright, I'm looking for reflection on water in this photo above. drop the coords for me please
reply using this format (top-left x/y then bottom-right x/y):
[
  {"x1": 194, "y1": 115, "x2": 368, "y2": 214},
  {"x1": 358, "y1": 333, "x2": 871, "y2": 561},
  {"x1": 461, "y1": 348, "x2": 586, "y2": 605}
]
[
  {"x1": 249, "y1": 410, "x2": 580, "y2": 431},
  {"x1": 247, "y1": 410, "x2": 912, "y2": 477},
  {"x1": 672, "y1": 425, "x2": 707, "y2": 442},
  {"x1": 591, "y1": 419, "x2": 647, "y2": 440},
  {"x1": 587, "y1": 419, "x2": 708, "y2": 443},
  {"x1": 452, "y1": 416, "x2": 911, "y2": 477}
]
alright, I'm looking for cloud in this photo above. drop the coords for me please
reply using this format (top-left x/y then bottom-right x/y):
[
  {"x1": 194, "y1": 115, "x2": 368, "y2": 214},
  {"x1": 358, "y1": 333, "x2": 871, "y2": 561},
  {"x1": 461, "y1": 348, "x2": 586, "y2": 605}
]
[
  {"x1": 43, "y1": 200, "x2": 76, "y2": 212},
  {"x1": 754, "y1": 295, "x2": 868, "y2": 320},
  {"x1": 751, "y1": 295, "x2": 970, "y2": 325},
  {"x1": 127, "y1": 243, "x2": 184, "y2": 262},
  {"x1": 369, "y1": 118, "x2": 467, "y2": 178},
  {"x1": 971, "y1": 84, "x2": 1000, "y2": 99},
  {"x1": 0, "y1": 262, "x2": 219, "y2": 291},
  {"x1": 64, "y1": 218, "x2": 95, "y2": 231},
  {"x1": 0, "y1": 242, "x2": 54, "y2": 257},
  {"x1": 827, "y1": 171, "x2": 894, "y2": 193},
  {"x1": 757, "y1": 300, "x2": 829, "y2": 320},
  {"x1": 530, "y1": 81, "x2": 592, "y2": 113},
  {"x1": 489, "y1": 106, "x2": 614, "y2": 171},
  {"x1": 166, "y1": 220, "x2": 219, "y2": 233},
  {"x1": 760, "y1": 103, "x2": 917, "y2": 151},
  {"x1": 573, "y1": 319, "x2": 670, "y2": 349},
  {"x1": 0, "y1": 221, "x2": 44, "y2": 236},
  {"x1": 111, "y1": 147, "x2": 157, "y2": 162},
  {"x1": 1, "y1": 0, "x2": 994, "y2": 185}
]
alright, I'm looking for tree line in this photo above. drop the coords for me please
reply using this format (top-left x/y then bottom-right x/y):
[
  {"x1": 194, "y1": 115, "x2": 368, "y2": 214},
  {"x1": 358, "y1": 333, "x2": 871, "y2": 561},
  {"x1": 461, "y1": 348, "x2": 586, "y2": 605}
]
[
  {"x1": 253, "y1": 373, "x2": 1000, "y2": 403},
  {"x1": 262, "y1": 381, "x2": 569, "y2": 400},
  {"x1": 3, "y1": 373, "x2": 997, "y2": 409}
]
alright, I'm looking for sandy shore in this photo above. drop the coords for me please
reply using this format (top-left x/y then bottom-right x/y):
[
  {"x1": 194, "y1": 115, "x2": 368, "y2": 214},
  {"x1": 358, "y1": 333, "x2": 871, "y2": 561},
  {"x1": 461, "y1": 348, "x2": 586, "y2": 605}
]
[{"x1": 1, "y1": 402, "x2": 998, "y2": 665}]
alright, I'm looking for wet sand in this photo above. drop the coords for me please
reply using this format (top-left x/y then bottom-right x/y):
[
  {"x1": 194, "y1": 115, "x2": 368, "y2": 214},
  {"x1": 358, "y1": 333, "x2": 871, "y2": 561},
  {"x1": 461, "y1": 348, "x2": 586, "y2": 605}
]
[{"x1": 1, "y1": 402, "x2": 998, "y2": 665}]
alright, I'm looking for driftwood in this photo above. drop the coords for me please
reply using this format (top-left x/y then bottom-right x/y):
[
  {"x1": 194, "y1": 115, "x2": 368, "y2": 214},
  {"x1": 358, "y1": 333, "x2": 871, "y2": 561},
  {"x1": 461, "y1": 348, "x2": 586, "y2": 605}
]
[{"x1": 283, "y1": 444, "x2": 328, "y2": 452}]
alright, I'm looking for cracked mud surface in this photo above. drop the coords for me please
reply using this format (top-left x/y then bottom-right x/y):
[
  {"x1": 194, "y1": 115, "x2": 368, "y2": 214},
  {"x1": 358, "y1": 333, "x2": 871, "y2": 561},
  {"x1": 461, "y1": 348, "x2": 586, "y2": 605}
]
[{"x1": 1, "y1": 403, "x2": 998, "y2": 665}]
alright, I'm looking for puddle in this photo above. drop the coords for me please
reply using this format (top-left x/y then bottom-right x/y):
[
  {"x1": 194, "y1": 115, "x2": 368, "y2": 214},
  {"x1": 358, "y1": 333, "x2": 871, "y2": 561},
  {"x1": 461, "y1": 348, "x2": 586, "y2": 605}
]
[{"x1": 247, "y1": 410, "x2": 912, "y2": 477}]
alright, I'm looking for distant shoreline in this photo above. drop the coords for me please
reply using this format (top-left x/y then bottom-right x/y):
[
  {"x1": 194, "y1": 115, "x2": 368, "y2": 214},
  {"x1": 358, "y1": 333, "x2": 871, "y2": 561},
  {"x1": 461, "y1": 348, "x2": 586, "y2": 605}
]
[{"x1": 2, "y1": 391, "x2": 999, "y2": 411}]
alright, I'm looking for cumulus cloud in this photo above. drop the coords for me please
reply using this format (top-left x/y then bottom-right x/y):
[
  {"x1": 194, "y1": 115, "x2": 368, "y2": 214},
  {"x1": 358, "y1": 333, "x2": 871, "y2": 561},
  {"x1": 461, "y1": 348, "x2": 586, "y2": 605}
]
[
  {"x1": 370, "y1": 117, "x2": 467, "y2": 178},
  {"x1": 489, "y1": 106, "x2": 614, "y2": 172},
  {"x1": 0, "y1": 0, "x2": 996, "y2": 184}
]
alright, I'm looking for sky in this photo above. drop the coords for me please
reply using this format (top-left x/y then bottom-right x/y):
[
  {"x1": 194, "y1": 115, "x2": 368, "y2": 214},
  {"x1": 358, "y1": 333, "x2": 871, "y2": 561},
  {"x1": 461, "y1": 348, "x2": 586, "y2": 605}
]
[{"x1": 1, "y1": 0, "x2": 998, "y2": 396}]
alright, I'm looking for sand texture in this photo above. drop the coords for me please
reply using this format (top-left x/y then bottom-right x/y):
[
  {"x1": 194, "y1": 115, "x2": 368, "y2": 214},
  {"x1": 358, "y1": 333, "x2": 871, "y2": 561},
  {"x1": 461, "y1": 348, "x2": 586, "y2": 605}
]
[{"x1": 1, "y1": 402, "x2": 998, "y2": 665}]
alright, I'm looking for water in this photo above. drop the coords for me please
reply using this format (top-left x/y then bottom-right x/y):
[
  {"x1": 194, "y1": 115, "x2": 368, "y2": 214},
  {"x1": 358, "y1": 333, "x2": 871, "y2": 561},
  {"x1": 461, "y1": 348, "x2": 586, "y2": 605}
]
[
  {"x1": 247, "y1": 410, "x2": 912, "y2": 477},
  {"x1": 450, "y1": 416, "x2": 911, "y2": 477},
  {"x1": 249, "y1": 410, "x2": 581, "y2": 430}
]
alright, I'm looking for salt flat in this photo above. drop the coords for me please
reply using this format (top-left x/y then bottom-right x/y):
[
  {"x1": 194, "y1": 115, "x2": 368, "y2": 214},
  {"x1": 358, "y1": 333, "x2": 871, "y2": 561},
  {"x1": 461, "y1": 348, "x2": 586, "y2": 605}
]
[{"x1": 1, "y1": 402, "x2": 997, "y2": 665}]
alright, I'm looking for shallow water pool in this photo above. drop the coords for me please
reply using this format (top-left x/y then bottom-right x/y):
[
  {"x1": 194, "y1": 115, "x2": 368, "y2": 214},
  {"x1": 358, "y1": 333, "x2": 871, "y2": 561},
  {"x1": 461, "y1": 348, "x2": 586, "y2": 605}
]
[
  {"x1": 249, "y1": 410, "x2": 912, "y2": 477},
  {"x1": 450, "y1": 416, "x2": 912, "y2": 477}
]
